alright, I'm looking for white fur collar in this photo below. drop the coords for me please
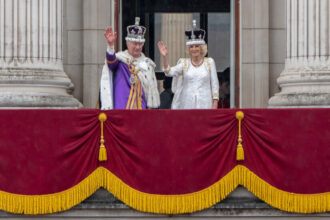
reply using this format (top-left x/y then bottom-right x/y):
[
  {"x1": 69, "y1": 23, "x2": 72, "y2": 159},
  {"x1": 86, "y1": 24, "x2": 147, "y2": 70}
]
[{"x1": 116, "y1": 50, "x2": 156, "y2": 68}]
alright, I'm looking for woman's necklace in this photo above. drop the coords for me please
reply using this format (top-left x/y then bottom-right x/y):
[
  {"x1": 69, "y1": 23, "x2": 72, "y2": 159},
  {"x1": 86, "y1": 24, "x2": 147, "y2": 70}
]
[{"x1": 191, "y1": 58, "x2": 204, "y2": 67}]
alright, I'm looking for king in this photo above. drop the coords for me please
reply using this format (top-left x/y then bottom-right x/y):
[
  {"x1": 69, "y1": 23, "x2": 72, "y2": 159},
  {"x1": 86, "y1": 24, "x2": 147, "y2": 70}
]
[{"x1": 100, "y1": 17, "x2": 160, "y2": 109}]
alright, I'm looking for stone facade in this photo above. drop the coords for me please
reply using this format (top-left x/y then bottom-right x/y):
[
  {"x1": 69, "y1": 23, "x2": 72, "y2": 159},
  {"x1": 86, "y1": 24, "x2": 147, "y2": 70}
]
[
  {"x1": 63, "y1": 0, "x2": 115, "y2": 108},
  {"x1": 240, "y1": 0, "x2": 270, "y2": 108},
  {"x1": 240, "y1": 0, "x2": 287, "y2": 108}
]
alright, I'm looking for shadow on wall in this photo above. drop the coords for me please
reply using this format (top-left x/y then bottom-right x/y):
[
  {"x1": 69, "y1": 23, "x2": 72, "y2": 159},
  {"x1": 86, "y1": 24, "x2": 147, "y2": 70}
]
[{"x1": 218, "y1": 67, "x2": 230, "y2": 109}]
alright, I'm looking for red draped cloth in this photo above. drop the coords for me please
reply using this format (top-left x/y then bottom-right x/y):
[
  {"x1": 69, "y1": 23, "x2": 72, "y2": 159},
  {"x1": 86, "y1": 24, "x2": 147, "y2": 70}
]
[{"x1": 0, "y1": 109, "x2": 329, "y2": 214}]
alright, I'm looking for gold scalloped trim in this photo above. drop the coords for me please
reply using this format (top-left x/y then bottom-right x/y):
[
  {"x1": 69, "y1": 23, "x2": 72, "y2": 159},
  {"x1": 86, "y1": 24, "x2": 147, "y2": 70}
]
[
  {"x1": 0, "y1": 166, "x2": 329, "y2": 215},
  {"x1": 0, "y1": 168, "x2": 103, "y2": 214},
  {"x1": 237, "y1": 165, "x2": 330, "y2": 213}
]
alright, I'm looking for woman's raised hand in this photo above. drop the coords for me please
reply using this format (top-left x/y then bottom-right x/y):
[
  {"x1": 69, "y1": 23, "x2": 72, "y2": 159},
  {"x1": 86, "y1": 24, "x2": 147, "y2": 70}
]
[
  {"x1": 157, "y1": 41, "x2": 168, "y2": 57},
  {"x1": 104, "y1": 27, "x2": 117, "y2": 47},
  {"x1": 157, "y1": 41, "x2": 169, "y2": 71}
]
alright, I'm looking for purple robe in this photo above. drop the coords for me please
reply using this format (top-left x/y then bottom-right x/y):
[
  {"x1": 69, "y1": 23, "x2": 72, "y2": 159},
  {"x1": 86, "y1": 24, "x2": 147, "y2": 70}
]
[{"x1": 106, "y1": 52, "x2": 147, "y2": 109}]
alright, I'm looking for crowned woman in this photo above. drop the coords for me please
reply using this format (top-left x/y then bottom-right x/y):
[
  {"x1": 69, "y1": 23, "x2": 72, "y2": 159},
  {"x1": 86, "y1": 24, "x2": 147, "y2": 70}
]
[{"x1": 157, "y1": 20, "x2": 219, "y2": 109}]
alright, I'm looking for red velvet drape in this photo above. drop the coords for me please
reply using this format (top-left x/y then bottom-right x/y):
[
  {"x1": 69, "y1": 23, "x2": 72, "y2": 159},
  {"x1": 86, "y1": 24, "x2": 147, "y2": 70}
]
[{"x1": 0, "y1": 109, "x2": 329, "y2": 196}]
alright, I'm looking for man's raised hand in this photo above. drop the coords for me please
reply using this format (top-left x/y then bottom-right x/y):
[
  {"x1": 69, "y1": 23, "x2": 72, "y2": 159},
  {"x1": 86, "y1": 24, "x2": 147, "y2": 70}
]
[{"x1": 104, "y1": 27, "x2": 117, "y2": 47}]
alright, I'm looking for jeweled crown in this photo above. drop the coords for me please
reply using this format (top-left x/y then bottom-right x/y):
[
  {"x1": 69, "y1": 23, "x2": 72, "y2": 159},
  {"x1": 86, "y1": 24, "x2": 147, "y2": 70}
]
[
  {"x1": 125, "y1": 17, "x2": 146, "y2": 43},
  {"x1": 185, "y1": 20, "x2": 206, "y2": 46}
]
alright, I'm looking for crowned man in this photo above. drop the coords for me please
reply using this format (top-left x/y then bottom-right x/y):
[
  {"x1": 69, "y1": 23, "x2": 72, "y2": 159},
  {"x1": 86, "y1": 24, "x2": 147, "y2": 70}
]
[{"x1": 100, "y1": 17, "x2": 160, "y2": 109}]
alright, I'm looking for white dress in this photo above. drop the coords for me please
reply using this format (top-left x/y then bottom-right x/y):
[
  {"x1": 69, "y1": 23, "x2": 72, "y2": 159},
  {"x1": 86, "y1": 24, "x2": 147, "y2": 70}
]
[{"x1": 165, "y1": 58, "x2": 219, "y2": 109}]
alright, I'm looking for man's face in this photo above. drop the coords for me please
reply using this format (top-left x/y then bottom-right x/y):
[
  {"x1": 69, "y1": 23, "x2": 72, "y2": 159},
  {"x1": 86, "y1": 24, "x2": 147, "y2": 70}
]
[{"x1": 126, "y1": 41, "x2": 144, "y2": 58}]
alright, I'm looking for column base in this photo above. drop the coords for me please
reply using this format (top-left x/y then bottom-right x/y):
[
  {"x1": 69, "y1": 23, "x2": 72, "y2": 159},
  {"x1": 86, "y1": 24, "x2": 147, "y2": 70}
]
[
  {"x1": 0, "y1": 69, "x2": 83, "y2": 108},
  {"x1": 268, "y1": 66, "x2": 330, "y2": 108},
  {"x1": 268, "y1": 93, "x2": 330, "y2": 108},
  {"x1": 0, "y1": 93, "x2": 82, "y2": 108}
]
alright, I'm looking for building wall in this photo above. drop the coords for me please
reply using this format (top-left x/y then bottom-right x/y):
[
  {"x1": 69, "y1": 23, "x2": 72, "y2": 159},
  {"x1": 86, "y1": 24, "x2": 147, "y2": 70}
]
[
  {"x1": 269, "y1": 0, "x2": 286, "y2": 98},
  {"x1": 240, "y1": 0, "x2": 270, "y2": 108},
  {"x1": 63, "y1": 0, "x2": 114, "y2": 108},
  {"x1": 63, "y1": 0, "x2": 83, "y2": 103},
  {"x1": 240, "y1": 0, "x2": 286, "y2": 108}
]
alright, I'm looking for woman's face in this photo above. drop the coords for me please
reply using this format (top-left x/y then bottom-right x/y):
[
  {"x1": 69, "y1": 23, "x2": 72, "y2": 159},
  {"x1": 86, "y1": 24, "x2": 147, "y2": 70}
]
[{"x1": 189, "y1": 45, "x2": 202, "y2": 58}]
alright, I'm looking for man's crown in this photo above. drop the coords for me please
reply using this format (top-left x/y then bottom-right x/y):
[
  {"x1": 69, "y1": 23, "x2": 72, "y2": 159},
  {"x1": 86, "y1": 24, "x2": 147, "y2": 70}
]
[{"x1": 126, "y1": 17, "x2": 146, "y2": 43}]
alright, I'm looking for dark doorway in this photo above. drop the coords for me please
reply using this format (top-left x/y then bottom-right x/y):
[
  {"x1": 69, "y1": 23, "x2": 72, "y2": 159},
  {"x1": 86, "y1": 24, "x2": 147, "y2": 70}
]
[{"x1": 122, "y1": 0, "x2": 230, "y2": 59}]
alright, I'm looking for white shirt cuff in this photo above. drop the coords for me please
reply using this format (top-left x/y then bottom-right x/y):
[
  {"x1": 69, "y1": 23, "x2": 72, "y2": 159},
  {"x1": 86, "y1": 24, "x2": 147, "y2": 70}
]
[
  {"x1": 107, "y1": 45, "x2": 115, "y2": 55},
  {"x1": 162, "y1": 65, "x2": 171, "y2": 74}
]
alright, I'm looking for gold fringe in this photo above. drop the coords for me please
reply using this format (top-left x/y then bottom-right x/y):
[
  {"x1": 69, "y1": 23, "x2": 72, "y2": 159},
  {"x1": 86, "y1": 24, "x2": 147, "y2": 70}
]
[
  {"x1": 0, "y1": 168, "x2": 104, "y2": 215},
  {"x1": 237, "y1": 165, "x2": 330, "y2": 214},
  {"x1": 0, "y1": 166, "x2": 329, "y2": 215},
  {"x1": 102, "y1": 167, "x2": 239, "y2": 214}
]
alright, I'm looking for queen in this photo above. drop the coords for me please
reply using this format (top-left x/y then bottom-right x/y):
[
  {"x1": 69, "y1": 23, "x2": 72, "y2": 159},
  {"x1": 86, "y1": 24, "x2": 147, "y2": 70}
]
[{"x1": 157, "y1": 20, "x2": 219, "y2": 109}]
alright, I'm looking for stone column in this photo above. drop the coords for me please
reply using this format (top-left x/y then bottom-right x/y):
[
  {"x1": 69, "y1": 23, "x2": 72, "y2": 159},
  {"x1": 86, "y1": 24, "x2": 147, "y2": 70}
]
[
  {"x1": 269, "y1": 0, "x2": 330, "y2": 107},
  {"x1": 0, "y1": 0, "x2": 81, "y2": 108}
]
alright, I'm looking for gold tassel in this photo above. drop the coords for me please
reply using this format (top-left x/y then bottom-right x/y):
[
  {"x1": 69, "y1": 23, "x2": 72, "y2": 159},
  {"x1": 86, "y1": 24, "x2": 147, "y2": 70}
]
[
  {"x1": 99, "y1": 145, "x2": 107, "y2": 162},
  {"x1": 235, "y1": 111, "x2": 245, "y2": 161},
  {"x1": 98, "y1": 113, "x2": 108, "y2": 162},
  {"x1": 236, "y1": 144, "x2": 244, "y2": 161}
]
